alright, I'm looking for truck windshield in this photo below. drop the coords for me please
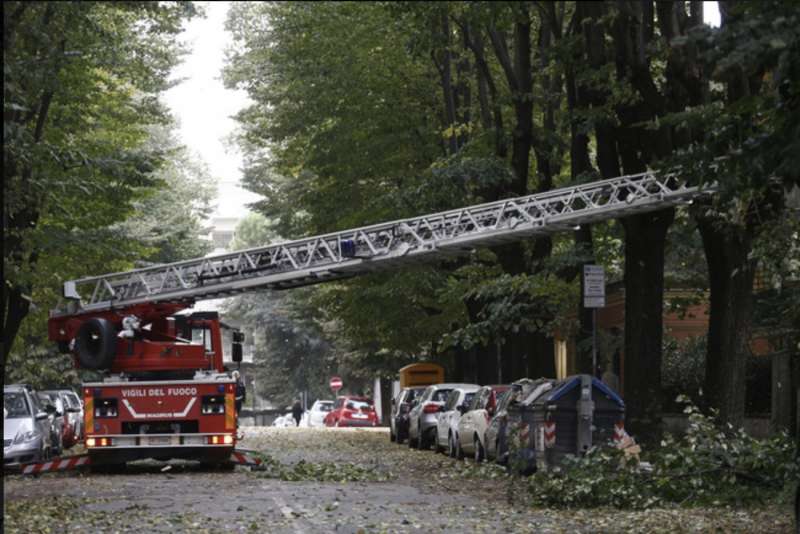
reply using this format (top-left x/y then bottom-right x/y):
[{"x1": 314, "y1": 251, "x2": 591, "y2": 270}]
[{"x1": 4, "y1": 392, "x2": 31, "y2": 418}]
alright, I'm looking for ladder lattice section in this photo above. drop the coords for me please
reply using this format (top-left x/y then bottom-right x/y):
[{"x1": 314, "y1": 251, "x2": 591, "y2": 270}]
[{"x1": 57, "y1": 172, "x2": 713, "y2": 314}]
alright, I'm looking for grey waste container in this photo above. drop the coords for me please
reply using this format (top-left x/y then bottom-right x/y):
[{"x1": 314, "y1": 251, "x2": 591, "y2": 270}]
[{"x1": 507, "y1": 374, "x2": 625, "y2": 473}]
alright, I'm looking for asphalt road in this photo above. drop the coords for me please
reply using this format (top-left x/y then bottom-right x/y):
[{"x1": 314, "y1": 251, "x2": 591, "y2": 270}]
[{"x1": 3, "y1": 427, "x2": 794, "y2": 533}]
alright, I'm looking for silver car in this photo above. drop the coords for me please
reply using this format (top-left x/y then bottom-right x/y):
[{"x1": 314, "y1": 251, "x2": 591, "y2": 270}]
[
  {"x1": 4, "y1": 385, "x2": 55, "y2": 466},
  {"x1": 408, "y1": 383, "x2": 475, "y2": 450},
  {"x1": 435, "y1": 385, "x2": 480, "y2": 456},
  {"x1": 37, "y1": 391, "x2": 64, "y2": 455},
  {"x1": 60, "y1": 390, "x2": 84, "y2": 440}
]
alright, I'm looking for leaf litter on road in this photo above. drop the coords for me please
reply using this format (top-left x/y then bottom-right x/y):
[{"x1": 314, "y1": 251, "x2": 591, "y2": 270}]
[{"x1": 4, "y1": 427, "x2": 795, "y2": 533}]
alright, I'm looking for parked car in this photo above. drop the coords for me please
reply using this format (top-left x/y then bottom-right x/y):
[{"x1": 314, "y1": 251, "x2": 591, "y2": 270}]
[
  {"x1": 456, "y1": 384, "x2": 510, "y2": 461},
  {"x1": 485, "y1": 378, "x2": 551, "y2": 465},
  {"x1": 408, "y1": 383, "x2": 475, "y2": 450},
  {"x1": 4, "y1": 385, "x2": 56, "y2": 466},
  {"x1": 42, "y1": 390, "x2": 80, "y2": 450},
  {"x1": 303, "y1": 400, "x2": 334, "y2": 428},
  {"x1": 324, "y1": 396, "x2": 379, "y2": 427},
  {"x1": 435, "y1": 385, "x2": 480, "y2": 456},
  {"x1": 36, "y1": 391, "x2": 65, "y2": 456},
  {"x1": 272, "y1": 413, "x2": 297, "y2": 427},
  {"x1": 389, "y1": 386, "x2": 425, "y2": 444},
  {"x1": 59, "y1": 390, "x2": 84, "y2": 440}
]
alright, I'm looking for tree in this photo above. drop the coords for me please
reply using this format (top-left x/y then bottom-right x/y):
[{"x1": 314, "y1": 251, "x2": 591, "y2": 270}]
[
  {"x1": 663, "y1": 0, "x2": 800, "y2": 425},
  {"x1": 5, "y1": 125, "x2": 214, "y2": 388},
  {"x1": 3, "y1": 1, "x2": 198, "y2": 382},
  {"x1": 222, "y1": 214, "x2": 343, "y2": 405}
]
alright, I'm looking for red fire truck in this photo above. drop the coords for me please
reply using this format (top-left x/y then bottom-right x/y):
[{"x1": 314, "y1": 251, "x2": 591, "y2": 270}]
[
  {"x1": 48, "y1": 302, "x2": 244, "y2": 467},
  {"x1": 40, "y1": 172, "x2": 707, "y2": 471}
]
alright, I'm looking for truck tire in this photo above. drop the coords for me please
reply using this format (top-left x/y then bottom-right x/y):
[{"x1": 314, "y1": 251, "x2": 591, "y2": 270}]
[{"x1": 76, "y1": 318, "x2": 117, "y2": 370}]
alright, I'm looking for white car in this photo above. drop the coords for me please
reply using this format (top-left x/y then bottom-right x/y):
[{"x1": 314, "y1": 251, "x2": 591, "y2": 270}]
[
  {"x1": 435, "y1": 385, "x2": 479, "y2": 456},
  {"x1": 457, "y1": 385, "x2": 510, "y2": 461},
  {"x1": 271, "y1": 413, "x2": 297, "y2": 427},
  {"x1": 303, "y1": 400, "x2": 334, "y2": 428}
]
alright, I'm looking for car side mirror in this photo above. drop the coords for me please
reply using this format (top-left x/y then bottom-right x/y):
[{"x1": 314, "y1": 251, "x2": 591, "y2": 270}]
[
  {"x1": 45, "y1": 404, "x2": 57, "y2": 414},
  {"x1": 232, "y1": 342, "x2": 243, "y2": 363},
  {"x1": 35, "y1": 411, "x2": 49, "y2": 421},
  {"x1": 457, "y1": 405, "x2": 467, "y2": 415},
  {"x1": 67, "y1": 407, "x2": 80, "y2": 413}
]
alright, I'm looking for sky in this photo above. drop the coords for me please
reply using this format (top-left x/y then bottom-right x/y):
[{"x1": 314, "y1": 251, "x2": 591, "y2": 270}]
[
  {"x1": 162, "y1": 1, "x2": 259, "y2": 221},
  {"x1": 162, "y1": 1, "x2": 721, "y2": 223}
]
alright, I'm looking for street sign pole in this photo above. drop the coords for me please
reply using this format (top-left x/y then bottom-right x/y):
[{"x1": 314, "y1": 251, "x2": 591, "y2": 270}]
[
  {"x1": 592, "y1": 308, "x2": 597, "y2": 377},
  {"x1": 583, "y1": 265, "x2": 606, "y2": 376},
  {"x1": 329, "y1": 376, "x2": 343, "y2": 396}
]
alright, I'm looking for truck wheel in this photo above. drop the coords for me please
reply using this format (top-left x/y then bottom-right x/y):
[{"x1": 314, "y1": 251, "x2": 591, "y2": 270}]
[
  {"x1": 474, "y1": 437, "x2": 484, "y2": 463},
  {"x1": 76, "y1": 318, "x2": 117, "y2": 370}
]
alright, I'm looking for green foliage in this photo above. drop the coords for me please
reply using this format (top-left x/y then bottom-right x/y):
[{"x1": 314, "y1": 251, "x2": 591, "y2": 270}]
[
  {"x1": 662, "y1": 336, "x2": 706, "y2": 393},
  {"x1": 3, "y1": 1, "x2": 201, "y2": 371},
  {"x1": 528, "y1": 399, "x2": 799, "y2": 509},
  {"x1": 529, "y1": 447, "x2": 656, "y2": 509},
  {"x1": 223, "y1": 214, "x2": 343, "y2": 405}
]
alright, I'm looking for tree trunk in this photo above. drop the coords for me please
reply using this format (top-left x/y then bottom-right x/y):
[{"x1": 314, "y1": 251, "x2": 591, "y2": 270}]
[
  {"x1": 433, "y1": 10, "x2": 458, "y2": 155},
  {"x1": 528, "y1": 331, "x2": 556, "y2": 379},
  {"x1": 620, "y1": 209, "x2": 674, "y2": 441},
  {"x1": 2, "y1": 287, "x2": 32, "y2": 384},
  {"x1": 696, "y1": 215, "x2": 756, "y2": 427}
]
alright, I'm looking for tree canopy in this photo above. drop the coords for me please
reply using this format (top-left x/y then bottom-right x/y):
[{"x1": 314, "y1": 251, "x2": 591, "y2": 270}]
[{"x1": 224, "y1": 0, "x2": 799, "y2": 433}]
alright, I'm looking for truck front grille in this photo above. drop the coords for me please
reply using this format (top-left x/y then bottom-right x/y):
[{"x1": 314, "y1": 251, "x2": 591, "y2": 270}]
[{"x1": 121, "y1": 421, "x2": 199, "y2": 435}]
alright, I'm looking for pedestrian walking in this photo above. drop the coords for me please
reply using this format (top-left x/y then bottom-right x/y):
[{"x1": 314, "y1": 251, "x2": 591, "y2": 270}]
[
  {"x1": 291, "y1": 399, "x2": 303, "y2": 427},
  {"x1": 233, "y1": 370, "x2": 246, "y2": 413}
]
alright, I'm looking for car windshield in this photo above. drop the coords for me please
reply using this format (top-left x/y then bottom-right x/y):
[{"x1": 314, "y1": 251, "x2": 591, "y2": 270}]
[
  {"x1": 317, "y1": 403, "x2": 333, "y2": 412},
  {"x1": 405, "y1": 389, "x2": 422, "y2": 403},
  {"x1": 63, "y1": 393, "x2": 80, "y2": 409},
  {"x1": 4, "y1": 392, "x2": 31, "y2": 418},
  {"x1": 346, "y1": 400, "x2": 372, "y2": 411},
  {"x1": 431, "y1": 389, "x2": 451, "y2": 402}
]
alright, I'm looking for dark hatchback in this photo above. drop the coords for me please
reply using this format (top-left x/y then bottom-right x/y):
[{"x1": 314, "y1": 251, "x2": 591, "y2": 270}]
[{"x1": 389, "y1": 386, "x2": 425, "y2": 444}]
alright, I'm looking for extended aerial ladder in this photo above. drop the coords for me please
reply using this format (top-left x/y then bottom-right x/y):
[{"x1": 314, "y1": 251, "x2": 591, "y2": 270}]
[
  {"x1": 50, "y1": 171, "x2": 713, "y2": 320},
  {"x1": 32, "y1": 171, "x2": 713, "y2": 475}
]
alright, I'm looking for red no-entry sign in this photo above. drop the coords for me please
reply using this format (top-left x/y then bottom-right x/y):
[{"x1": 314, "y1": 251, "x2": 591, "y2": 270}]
[{"x1": 329, "y1": 376, "x2": 343, "y2": 393}]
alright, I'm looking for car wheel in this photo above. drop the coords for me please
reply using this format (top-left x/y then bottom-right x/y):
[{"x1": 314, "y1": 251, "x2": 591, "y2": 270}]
[
  {"x1": 495, "y1": 439, "x2": 506, "y2": 465},
  {"x1": 474, "y1": 437, "x2": 484, "y2": 463},
  {"x1": 417, "y1": 426, "x2": 427, "y2": 450},
  {"x1": 455, "y1": 436, "x2": 465, "y2": 460},
  {"x1": 434, "y1": 433, "x2": 444, "y2": 454},
  {"x1": 448, "y1": 434, "x2": 456, "y2": 458},
  {"x1": 390, "y1": 427, "x2": 396, "y2": 442}
]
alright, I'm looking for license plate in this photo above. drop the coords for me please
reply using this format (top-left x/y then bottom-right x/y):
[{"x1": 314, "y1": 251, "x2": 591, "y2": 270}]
[
  {"x1": 352, "y1": 413, "x2": 368, "y2": 419},
  {"x1": 148, "y1": 436, "x2": 172, "y2": 445}
]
